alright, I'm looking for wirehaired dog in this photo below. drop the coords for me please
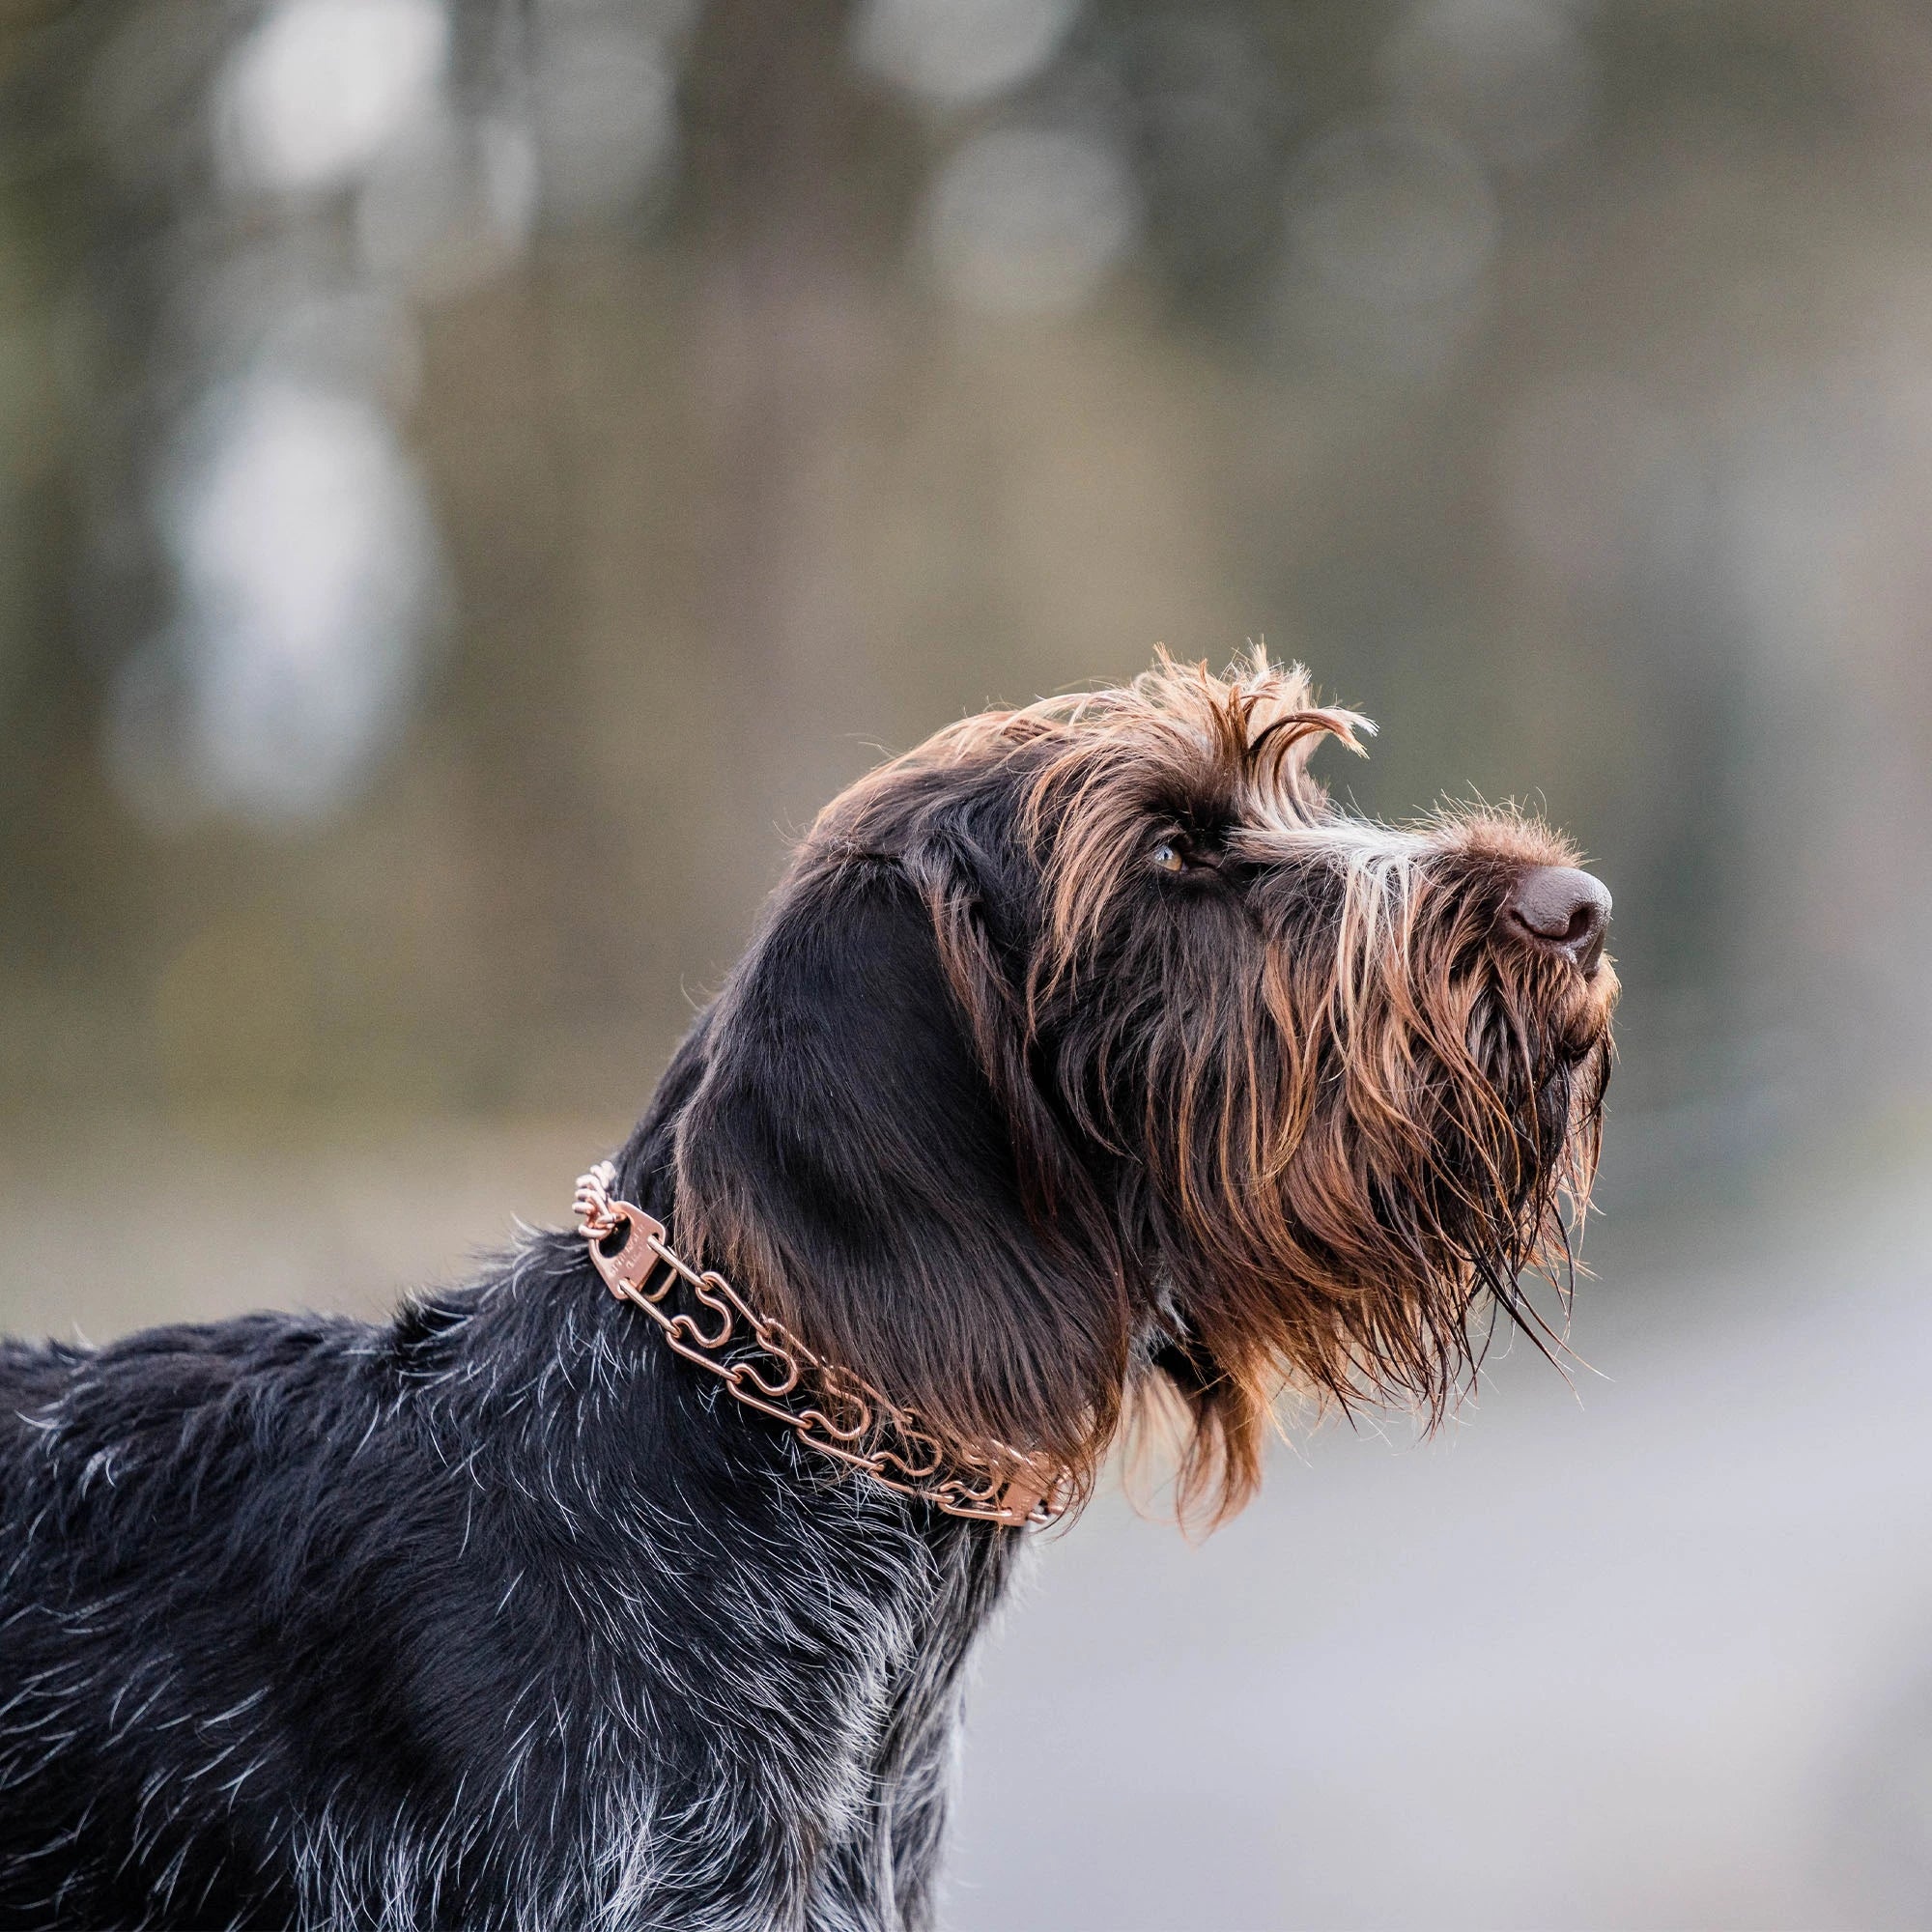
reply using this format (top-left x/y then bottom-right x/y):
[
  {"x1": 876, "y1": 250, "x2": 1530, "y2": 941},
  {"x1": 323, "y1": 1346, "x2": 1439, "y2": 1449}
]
[{"x1": 0, "y1": 653, "x2": 1615, "y2": 1929}]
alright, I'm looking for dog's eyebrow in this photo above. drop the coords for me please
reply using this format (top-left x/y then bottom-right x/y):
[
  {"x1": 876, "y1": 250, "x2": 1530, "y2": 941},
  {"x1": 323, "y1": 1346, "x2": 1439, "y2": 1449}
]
[{"x1": 1246, "y1": 708, "x2": 1375, "y2": 771}]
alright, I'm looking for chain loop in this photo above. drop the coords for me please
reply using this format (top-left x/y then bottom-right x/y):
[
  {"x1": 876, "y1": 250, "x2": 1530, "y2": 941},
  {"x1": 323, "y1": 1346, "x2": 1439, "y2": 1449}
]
[{"x1": 572, "y1": 1162, "x2": 1067, "y2": 1528}]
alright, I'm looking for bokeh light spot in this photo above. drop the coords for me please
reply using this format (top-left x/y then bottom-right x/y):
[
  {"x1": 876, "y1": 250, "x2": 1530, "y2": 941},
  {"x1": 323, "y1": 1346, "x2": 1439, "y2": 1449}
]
[
  {"x1": 108, "y1": 378, "x2": 443, "y2": 829},
  {"x1": 925, "y1": 126, "x2": 1139, "y2": 316},
  {"x1": 852, "y1": 0, "x2": 1082, "y2": 110},
  {"x1": 216, "y1": 0, "x2": 449, "y2": 195}
]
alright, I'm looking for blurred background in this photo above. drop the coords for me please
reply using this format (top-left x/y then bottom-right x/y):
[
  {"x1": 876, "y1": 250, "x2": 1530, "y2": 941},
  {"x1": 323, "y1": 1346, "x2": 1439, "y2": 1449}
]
[{"x1": 2, "y1": 0, "x2": 1930, "y2": 1923}]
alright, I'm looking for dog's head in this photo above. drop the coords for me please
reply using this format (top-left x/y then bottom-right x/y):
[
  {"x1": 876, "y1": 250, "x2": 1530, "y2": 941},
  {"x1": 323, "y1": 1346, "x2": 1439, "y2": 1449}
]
[{"x1": 672, "y1": 652, "x2": 1616, "y2": 1521}]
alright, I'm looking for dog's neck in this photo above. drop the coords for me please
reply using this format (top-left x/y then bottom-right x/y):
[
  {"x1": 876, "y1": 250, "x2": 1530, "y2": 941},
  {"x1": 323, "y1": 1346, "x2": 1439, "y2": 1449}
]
[
  {"x1": 457, "y1": 1024, "x2": 1038, "y2": 1574},
  {"x1": 573, "y1": 1157, "x2": 1066, "y2": 1525},
  {"x1": 333, "y1": 1076, "x2": 1033, "y2": 1927}
]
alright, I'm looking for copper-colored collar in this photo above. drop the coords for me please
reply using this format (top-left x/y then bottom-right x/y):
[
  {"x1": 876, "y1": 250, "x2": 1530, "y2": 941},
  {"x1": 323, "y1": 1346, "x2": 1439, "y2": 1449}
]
[{"x1": 573, "y1": 1163, "x2": 1067, "y2": 1528}]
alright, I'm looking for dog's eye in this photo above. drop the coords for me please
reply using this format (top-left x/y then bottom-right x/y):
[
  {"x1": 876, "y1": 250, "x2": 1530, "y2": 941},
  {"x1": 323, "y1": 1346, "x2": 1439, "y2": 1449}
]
[{"x1": 1151, "y1": 838, "x2": 1185, "y2": 873}]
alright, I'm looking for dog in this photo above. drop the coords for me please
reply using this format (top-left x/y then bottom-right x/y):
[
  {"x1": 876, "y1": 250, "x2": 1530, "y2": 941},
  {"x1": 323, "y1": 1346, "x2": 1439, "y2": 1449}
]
[{"x1": 0, "y1": 652, "x2": 1615, "y2": 1929}]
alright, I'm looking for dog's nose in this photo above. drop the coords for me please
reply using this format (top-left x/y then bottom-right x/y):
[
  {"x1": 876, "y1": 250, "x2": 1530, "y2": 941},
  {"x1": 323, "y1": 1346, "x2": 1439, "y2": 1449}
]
[{"x1": 1506, "y1": 865, "x2": 1611, "y2": 974}]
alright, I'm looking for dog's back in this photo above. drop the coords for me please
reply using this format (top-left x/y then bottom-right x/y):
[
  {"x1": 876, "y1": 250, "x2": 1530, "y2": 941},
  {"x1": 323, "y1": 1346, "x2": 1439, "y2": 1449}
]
[
  {"x1": 0, "y1": 1293, "x2": 649, "y2": 1928},
  {"x1": 0, "y1": 1257, "x2": 998, "y2": 1932},
  {"x1": 0, "y1": 1312, "x2": 443, "y2": 1926}
]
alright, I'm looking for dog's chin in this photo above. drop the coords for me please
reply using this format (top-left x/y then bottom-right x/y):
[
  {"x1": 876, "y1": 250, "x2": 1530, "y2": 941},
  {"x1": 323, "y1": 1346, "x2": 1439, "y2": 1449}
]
[
  {"x1": 1556, "y1": 956, "x2": 1620, "y2": 1054},
  {"x1": 1497, "y1": 963, "x2": 1616, "y2": 1127}
]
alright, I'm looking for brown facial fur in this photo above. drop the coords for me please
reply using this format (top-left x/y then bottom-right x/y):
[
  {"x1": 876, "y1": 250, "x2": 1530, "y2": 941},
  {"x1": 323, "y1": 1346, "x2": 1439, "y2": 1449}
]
[{"x1": 673, "y1": 651, "x2": 1616, "y2": 1525}]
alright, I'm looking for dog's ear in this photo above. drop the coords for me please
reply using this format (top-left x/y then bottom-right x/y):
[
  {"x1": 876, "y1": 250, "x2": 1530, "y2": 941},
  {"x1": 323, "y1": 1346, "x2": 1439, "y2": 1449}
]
[{"x1": 673, "y1": 855, "x2": 1128, "y2": 1478}]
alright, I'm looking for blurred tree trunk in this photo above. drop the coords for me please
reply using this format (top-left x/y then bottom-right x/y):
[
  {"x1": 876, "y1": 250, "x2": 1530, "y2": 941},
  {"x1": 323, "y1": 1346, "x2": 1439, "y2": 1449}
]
[{"x1": 685, "y1": 0, "x2": 893, "y2": 867}]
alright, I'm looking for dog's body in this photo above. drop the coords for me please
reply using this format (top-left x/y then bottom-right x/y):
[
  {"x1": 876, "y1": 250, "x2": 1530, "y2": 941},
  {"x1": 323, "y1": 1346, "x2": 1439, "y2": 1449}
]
[
  {"x1": 0, "y1": 657, "x2": 1616, "y2": 1929},
  {"x1": 1, "y1": 1053, "x2": 1002, "y2": 1931}
]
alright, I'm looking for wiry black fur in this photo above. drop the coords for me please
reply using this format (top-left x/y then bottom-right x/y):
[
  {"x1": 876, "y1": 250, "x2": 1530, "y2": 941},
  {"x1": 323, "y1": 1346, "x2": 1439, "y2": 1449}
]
[{"x1": 0, "y1": 899, "x2": 1024, "y2": 1931}]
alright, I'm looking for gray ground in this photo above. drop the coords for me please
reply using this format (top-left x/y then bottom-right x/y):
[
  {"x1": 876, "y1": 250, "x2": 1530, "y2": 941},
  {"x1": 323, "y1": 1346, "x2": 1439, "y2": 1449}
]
[
  {"x1": 948, "y1": 1144, "x2": 1932, "y2": 1930},
  {"x1": 5, "y1": 1120, "x2": 1927, "y2": 1929}
]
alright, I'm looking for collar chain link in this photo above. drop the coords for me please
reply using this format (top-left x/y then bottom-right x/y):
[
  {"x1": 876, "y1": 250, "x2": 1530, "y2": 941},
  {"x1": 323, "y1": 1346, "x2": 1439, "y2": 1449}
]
[{"x1": 573, "y1": 1162, "x2": 1066, "y2": 1528}]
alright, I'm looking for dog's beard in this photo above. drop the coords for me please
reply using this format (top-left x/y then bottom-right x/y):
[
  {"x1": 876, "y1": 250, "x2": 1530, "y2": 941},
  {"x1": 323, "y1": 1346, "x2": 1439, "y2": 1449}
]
[{"x1": 1076, "y1": 850, "x2": 1616, "y2": 1523}]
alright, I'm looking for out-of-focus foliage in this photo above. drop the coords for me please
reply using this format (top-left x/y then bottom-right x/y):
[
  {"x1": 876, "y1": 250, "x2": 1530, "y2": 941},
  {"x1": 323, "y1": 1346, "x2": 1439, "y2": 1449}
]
[
  {"x1": 2, "y1": 0, "x2": 1929, "y2": 1186},
  {"x1": 7, "y1": 11, "x2": 1932, "y2": 1924}
]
